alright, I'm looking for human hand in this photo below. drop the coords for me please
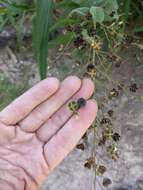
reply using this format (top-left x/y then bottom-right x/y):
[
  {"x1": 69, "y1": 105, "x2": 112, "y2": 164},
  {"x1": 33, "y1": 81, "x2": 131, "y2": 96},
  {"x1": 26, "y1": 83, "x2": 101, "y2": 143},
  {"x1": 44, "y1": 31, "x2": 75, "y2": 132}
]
[{"x1": 0, "y1": 76, "x2": 97, "y2": 190}]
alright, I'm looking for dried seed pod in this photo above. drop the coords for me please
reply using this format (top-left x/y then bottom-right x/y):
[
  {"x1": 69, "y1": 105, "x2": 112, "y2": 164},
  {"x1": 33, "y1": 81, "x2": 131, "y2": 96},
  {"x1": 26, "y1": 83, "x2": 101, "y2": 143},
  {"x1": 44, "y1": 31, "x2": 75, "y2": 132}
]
[
  {"x1": 112, "y1": 133, "x2": 120, "y2": 142},
  {"x1": 107, "y1": 144, "x2": 119, "y2": 160},
  {"x1": 129, "y1": 83, "x2": 138, "y2": 92},
  {"x1": 115, "y1": 60, "x2": 121, "y2": 67},
  {"x1": 73, "y1": 25, "x2": 82, "y2": 34},
  {"x1": 103, "y1": 178, "x2": 112, "y2": 187},
  {"x1": 84, "y1": 157, "x2": 95, "y2": 169},
  {"x1": 109, "y1": 11, "x2": 116, "y2": 17},
  {"x1": 76, "y1": 143, "x2": 85, "y2": 151},
  {"x1": 111, "y1": 152, "x2": 119, "y2": 161},
  {"x1": 117, "y1": 83, "x2": 124, "y2": 90},
  {"x1": 77, "y1": 98, "x2": 86, "y2": 108},
  {"x1": 82, "y1": 132, "x2": 88, "y2": 140},
  {"x1": 107, "y1": 110, "x2": 114, "y2": 117},
  {"x1": 103, "y1": 128, "x2": 113, "y2": 139},
  {"x1": 100, "y1": 117, "x2": 112, "y2": 125},
  {"x1": 96, "y1": 165, "x2": 107, "y2": 175},
  {"x1": 68, "y1": 101, "x2": 79, "y2": 112},
  {"x1": 86, "y1": 64, "x2": 96, "y2": 79},
  {"x1": 109, "y1": 88, "x2": 119, "y2": 97},
  {"x1": 73, "y1": 35, "x2": 87, "y2": 49},
  {"x1": 87, "y1": 64, "x2": 95, "y2": 72},
  {"x1": 98, "y1": 135, "x2": 107, "y2": 146}
]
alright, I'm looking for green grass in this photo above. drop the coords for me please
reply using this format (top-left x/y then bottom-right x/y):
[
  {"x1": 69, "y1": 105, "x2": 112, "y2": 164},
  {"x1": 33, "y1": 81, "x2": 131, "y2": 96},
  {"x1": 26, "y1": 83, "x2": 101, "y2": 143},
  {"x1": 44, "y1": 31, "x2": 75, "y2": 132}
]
[
  {"x1": 0, "y1": 75, "x2": 27, "y2": 111},
  {"x1": 32, "y1": 0, "x2": 54, "y2": 80}
]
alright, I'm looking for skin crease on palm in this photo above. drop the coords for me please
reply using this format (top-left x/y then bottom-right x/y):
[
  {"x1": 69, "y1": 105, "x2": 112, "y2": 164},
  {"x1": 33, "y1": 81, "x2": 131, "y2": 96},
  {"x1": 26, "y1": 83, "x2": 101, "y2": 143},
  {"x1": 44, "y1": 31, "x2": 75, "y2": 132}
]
[{"x1": 0, "y1": 76, "x2": 98, "y2": 190}]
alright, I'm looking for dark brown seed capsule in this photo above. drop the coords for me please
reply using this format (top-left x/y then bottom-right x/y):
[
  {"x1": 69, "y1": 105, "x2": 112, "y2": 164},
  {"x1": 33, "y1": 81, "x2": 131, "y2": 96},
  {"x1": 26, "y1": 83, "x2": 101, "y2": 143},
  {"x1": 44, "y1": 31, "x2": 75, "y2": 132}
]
[
  {"x1": 87, "y1": 64, "x2": 95, "y2": 72},
  {"x1": 73, "y1": 25, "x2": 82, "y2": 34},
  {"x1": 77, "y1": 98, "x2": 86, "y2": 108},
  {"x1": 107, "y1": 110, "x2": 114, "y2": 117},
  {"x1": 73, "y1": 35, "x2": 87, "y2": 49},
  {"x1": 112, "y1": 133, "x2": 120, "y2": 142},
  {"x1": 103, "y1": 178, "x2": 112, "y2": 187},
  {"x1": 82, "y1": 132, "x2": 88, "y2": 140},
  {"x1": 110, "y1": 88, "x2": 119, "y2": 97},
  {"x1": 129, "y1": 83, "x2": 138, "y2": 92},
  {"x1": 76, "y1": 143, "x2": 85, "y2": 151},
  {"x1": 97, "y1": 165, "x2": 107, "y2": 175},
  {"x1": 84, "y1": 162, "x2": 92, "y2": 169},
  {"x1": 109, "y1": 11, "x2": 116, "y2": 17},
  {"x1": 84, "y1": 157, "x2": 95, "y2": 169},
  {"x1": 86, "y1": 64, "x2": 96, "y2": 79},
  {"x1": 100, "y1": 117, "x2": 112, "y2": 125}
]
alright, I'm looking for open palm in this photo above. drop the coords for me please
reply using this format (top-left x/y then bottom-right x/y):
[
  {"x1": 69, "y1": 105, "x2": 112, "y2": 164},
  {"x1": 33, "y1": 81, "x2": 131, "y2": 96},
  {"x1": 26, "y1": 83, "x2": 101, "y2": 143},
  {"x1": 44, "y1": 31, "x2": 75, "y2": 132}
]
[{"x1": 0, "y1": 76, "x2": 97, "y2": 190}]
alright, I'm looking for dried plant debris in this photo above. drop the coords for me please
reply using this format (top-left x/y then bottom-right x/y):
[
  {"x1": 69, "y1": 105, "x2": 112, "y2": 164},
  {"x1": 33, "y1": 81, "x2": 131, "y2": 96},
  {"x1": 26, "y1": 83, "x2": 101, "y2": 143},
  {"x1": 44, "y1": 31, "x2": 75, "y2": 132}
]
[
  {"x1": 76, "y1": 143, "x2": 85, "y2": 151},
  {"x1": 84, "y1": 157, "x2": 95, "y2": 169},
  {"x1": 112, "y1": 133, "x2": 120, "y2": 142},
  {"x1": 103, "y1": 128, "x2": 114, "y2": 139},
  {"x1": 66, "y1": 25, "x2": 82, "y2": 34},
  {"x1": 85, "y1": 64, "x2": 96, "y2": 80},
  {"x1": 100, "y1": 117, "x2": 112, "y2": 125},
  {"x1": 117, "y1": 83, "x2": 124, "y2": 90},
  {"x1": 82, "y1": 132, "x2": 88, "y2": 140},
  {"x1": 129, "y1": 83, "x2": 138, "y2": 92},
  {"x1": 102, "y1": 178, "x2": 112, "y2": 187},
  {"x1": 98, "y1": 135, "x2": 107, "y2": 146},
  {"x1": 107, "y1": 110, "x2": 114, "y2": 117},
  {"x1": 68, "y1": 98, "x2": 86, "y2": 113},
  {"x1": 96, "y1": 165, "x2": 107, "y2": 175},
  {"x1": 68, "y1": 101, "x2": 79, "y2": 112},
  {"x1": 109, "y1": 88, "x2": 119, "y2": 98},
  {"x1": 77, "y1": 98, "x2": 86, "y2": 108},
  {"x1": 73, "y1": 35, "x2": 87, "y2": 50},
  {"x1": 107, "y1": 144, "x2": 119, "y2": 161}
]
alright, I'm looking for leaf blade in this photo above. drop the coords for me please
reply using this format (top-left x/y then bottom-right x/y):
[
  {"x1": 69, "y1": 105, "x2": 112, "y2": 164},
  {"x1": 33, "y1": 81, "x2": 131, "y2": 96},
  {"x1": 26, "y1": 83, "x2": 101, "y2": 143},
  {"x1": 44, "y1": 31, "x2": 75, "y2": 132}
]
[
  {"x1": 90, "y1": 6, "x2": 104, "y2": 24},
  {"x1": 32, "y1": 0, "x2": 54, "y2": 80}
]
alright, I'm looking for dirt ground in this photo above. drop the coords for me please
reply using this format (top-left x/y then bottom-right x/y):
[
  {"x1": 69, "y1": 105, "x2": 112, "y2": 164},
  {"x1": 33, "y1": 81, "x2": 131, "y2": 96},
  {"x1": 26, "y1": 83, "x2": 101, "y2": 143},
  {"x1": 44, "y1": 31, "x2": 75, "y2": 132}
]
[{"x1": 0, "y1": 38, "x2": 143, "y2": 190}]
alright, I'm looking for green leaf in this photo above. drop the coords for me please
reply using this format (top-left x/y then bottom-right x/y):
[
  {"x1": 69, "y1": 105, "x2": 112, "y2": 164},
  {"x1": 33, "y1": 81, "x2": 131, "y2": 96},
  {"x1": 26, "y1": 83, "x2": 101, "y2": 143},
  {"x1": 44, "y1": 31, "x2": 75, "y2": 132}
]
[
  {"x1": 104, "y1": 12, "x2": 119, "y2": 22},
  {"x1": 69, "y1": 7, "x2": 89, "y2": 16},
  {"x1": 32, "y1": 0, "x2": 54, "y2": 80},
  {"x1": 103, "y1": 0, "x2": 118, "y2": 14},
  {"x1": 82, "y1": 29, "x2": 93, "y2": 44},
  {"x1": 1, "y1": 1, "x2": 28, "y2": 14},
  {"x1": 48, "y1": 32, "x2": 76, "y2": 48},
  {"x1": 133, "y1": 26, "x2": 143, "y2": 33},
  {"x1": 71, "y1": 0, "x2": 95, "y2": 7},
  {"x1": 0, "y1": 7, "x2": 8, "y2": 14},
  {"x1": 124, "y1": 0, "x2": 131, "y2": 24},
  {"x1": 55, "y1": 1, "x2": 79, "y2": 10},
  {"x1": 94, "y1": 0, "x2": 104, "y2": 6},
  {"x1": 49, "y1": 18, "x2": 81, "y2": 32},
  {"x1": 90, "y1": 6, "x2": 104, "y2": 24}
]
